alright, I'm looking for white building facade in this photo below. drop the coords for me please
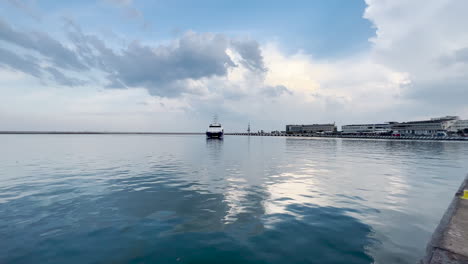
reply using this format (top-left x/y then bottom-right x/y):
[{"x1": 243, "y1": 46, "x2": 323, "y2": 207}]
[
  {"x1": 391, "y1": 116, "x2": 459, "y2": 136},
  {"x1": 448, "y1": 120, "x2": 468, "y2": 132},
  {"x1": 341, "y1": 123, "x2": 393, "y2": 134}
]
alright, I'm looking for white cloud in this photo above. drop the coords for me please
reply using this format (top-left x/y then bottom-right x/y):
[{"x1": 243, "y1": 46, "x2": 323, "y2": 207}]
[
  {"x1": 191, "y1": 43, "x2": 410, "y2": 129},
  {"x1": 364, "y1": 0, "x2": 468, "y2": 109},
  {"x1": 1, "y1": 0, "x2": 467, "y2": 131}
]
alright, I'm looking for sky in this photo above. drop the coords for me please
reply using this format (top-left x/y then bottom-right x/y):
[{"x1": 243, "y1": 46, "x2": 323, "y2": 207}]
[{"x1": 0, "y1": 0, "x2": 467, "y2": 132}]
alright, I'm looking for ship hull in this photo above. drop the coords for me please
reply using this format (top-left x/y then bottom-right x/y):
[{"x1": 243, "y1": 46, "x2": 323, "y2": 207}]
[{"x1": 206, "y1": 131, "x2": 223, "y2": 139}]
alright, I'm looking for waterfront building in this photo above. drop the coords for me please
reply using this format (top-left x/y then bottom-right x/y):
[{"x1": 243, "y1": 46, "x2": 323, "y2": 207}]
[
  {"x1": 448, "y1": 120, "x2": 468, "y2": 132},
  {"x1": 341, "y1": 123, "x2": 394, "y2": 134},
  {"x1": 286, "y1": 124, "x2": 337, "y2": 134},
  {"x1": 391, "y1": 116, "x2": 459, "y2": 136}
]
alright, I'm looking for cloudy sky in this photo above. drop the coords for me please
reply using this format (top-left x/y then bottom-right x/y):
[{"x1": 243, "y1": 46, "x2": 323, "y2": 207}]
[{"x1": 0, "y1": 0, "x2": 467, "y2": 132}]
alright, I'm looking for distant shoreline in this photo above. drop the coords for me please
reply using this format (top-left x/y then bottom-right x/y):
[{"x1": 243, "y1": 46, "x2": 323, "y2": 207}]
[
  {"x1": 2, "y1": 132, "x2": 468, "y2": 142},
  {"x1": 0, "y1": 131, "x2": 204, "y2": 135}
]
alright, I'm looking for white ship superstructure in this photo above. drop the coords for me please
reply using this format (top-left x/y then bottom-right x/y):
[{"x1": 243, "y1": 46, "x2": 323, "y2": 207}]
[{"x1": 206, "y1": 117, "x2": 224, "y2": 139}]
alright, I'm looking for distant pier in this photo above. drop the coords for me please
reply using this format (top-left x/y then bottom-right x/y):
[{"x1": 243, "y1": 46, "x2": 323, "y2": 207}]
[
  {"x1": 421, "y1": 175, "x2": 468, "y2": 264},
  {"x1": 226, "y1": 133, "x2": 468, "y2": 141}
]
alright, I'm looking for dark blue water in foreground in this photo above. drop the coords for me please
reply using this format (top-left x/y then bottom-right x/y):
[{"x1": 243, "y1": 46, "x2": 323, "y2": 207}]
[{"x1": 1, "y1": 135, "x2": 468, "y2": 264}]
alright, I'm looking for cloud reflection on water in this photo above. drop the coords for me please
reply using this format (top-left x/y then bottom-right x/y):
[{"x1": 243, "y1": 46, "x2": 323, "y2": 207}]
[{"x1": 1, "y1": 135, "x2": 467, "y2": 263}]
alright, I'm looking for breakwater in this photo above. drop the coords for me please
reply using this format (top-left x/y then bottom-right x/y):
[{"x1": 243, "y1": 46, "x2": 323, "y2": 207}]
[{"x1": 227, "y1": 133, "x2": 468, "y2": 141}]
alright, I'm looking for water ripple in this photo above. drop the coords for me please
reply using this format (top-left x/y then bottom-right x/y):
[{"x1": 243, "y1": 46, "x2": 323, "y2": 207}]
[{"x1": 0, "y1": 135, "x2": 467, "y2": 264}]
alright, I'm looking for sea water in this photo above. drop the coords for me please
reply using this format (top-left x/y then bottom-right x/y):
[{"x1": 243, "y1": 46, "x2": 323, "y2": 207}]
[{"x1": 1, "y1": 135, "x2": 468, "y2": 264}]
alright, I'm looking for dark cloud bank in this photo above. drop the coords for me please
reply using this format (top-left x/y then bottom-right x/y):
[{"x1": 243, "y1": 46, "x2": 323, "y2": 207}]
[{"x1": 0, "y1": 17, "x2": 273, "y2": 98}]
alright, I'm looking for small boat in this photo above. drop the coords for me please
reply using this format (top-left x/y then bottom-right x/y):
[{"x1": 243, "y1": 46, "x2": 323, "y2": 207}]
[{"x1": 206, "y1": 117, "x2": 224, "y2": 139}]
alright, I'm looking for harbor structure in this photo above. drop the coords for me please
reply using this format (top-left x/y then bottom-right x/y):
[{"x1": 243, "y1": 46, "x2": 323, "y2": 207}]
[
  {"x1": 341, "y1": 123, "x2": 395, "y2": 135},
  {"x1": 285, "y1": 123, "x2": 337, "y2": 134},
  {"x1": 391, "y1": 116, "x2": 459, "y2": 136},
  {"x1": 448, "y1": 120, "x2": 468, "y2": 133}
]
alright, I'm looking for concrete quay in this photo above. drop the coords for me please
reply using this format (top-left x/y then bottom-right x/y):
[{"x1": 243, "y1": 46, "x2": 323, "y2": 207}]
[
  {"x1": 421, "y1": 176, "x2": 468, "y2": 264},
  {"x1": 226, "y1": 133, "x2": 468, "y2": 141}
]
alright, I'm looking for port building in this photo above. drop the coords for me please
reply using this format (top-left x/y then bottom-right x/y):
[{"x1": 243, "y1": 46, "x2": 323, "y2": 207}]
[
  {"x1": 448, "y1": 120, "x2": 468, "y2": 132},
  {"x1": 341, "y1": 123, "x2": 394, "y2": 134},
  {"x1": 391, "y1": 116, "x2": 459, "y2": 136},
  {"x1": 286, "y1": 124, "x2": 337, "y2": 134}
]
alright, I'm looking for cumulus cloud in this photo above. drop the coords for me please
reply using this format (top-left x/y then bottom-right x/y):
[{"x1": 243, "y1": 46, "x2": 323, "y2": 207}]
[
  {"x1": 0, "y1": 47, "x2": 42, "y2": 77},
  {"x1": 0, "y1": 18, "x2": 86, "y2": 71},
  {"x1": 1, "y1": 0, "x2": 467, "y2": 131},
  {"x1": 1, "y1": 16, "x2": 274, "y2": 99},
  {"x1": 364, "y1": 0, "x2": 468, "y2": 110},
  {"x1": 111, "y1": 33, "x2": 235, "y2": 92},
  {"x1": 261, "y1": 85, "x2": 292, "y2": 97},
  {"x1": 64, "y1": 23, "x2": 241, "y2": 96},
  {"x1": 206, "y1": 44, "x2": 410, "y2": 128},
  {"x1": 44, "y1": 67, "x2": 87, "y2": 87},
  {"x1": 231, "y1": 39, "x2": 267, "y2": 72}
]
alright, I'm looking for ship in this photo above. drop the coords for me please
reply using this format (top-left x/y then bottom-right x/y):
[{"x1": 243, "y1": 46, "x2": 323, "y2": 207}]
[{"x1": 206, "y1": 117, "x2": 224, "y2": 139}]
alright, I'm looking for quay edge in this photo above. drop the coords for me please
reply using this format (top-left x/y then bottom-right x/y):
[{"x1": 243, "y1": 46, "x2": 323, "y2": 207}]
[{"x1": 421, "y1": 175, "x2": 468, "y2": 264}]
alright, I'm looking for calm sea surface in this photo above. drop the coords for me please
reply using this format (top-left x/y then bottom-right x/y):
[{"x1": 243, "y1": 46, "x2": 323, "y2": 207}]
[{"x1": 1, "y1": 135, "x2": 468, "y2": 264}]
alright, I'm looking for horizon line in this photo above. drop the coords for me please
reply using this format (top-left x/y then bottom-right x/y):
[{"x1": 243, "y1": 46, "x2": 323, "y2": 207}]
[{"x1": 0, "y1": 131, "x2": 205, "y2": 135}]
